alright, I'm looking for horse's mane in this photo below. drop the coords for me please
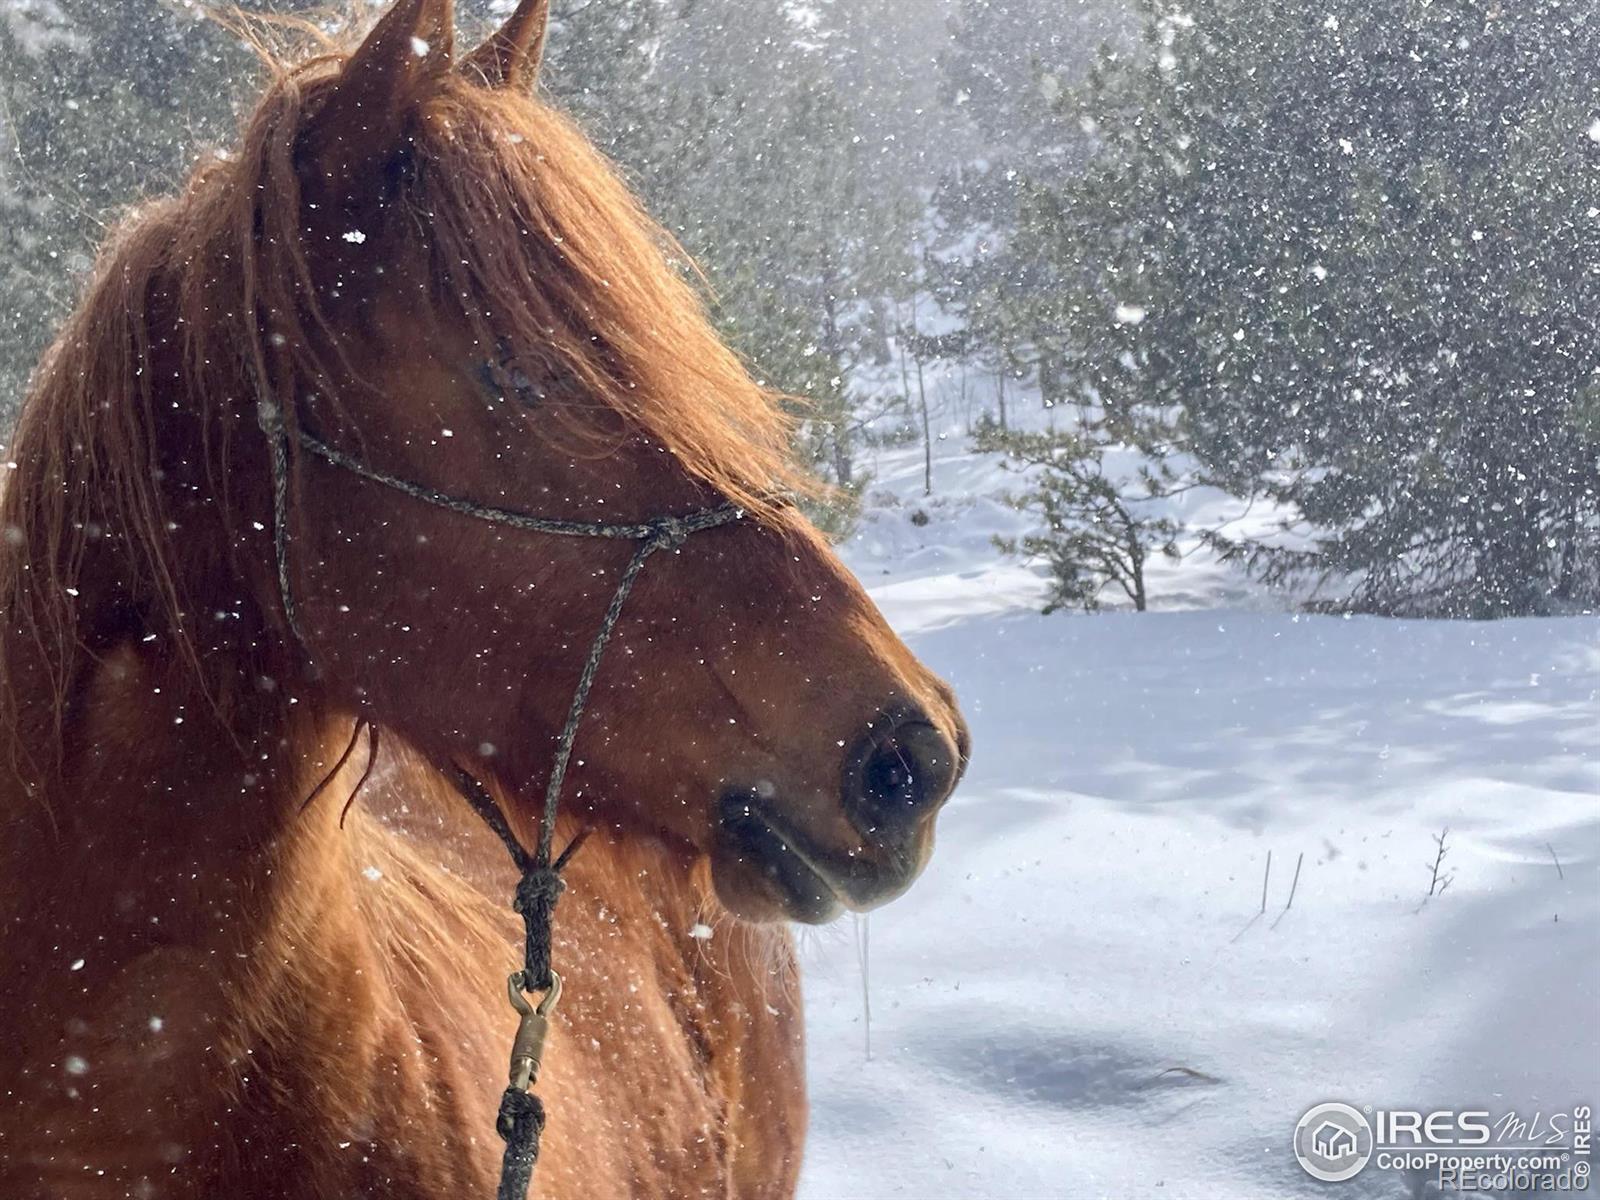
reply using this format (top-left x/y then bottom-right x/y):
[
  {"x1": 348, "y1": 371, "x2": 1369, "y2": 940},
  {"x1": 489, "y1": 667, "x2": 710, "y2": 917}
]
[{"x1": 0, "y1": 36, "x2": 801, "y2": 777}]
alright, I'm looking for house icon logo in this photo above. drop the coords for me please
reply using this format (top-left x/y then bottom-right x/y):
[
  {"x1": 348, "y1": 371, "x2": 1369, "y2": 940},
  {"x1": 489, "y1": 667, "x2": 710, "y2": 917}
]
[
  {"x1": 1294, "y1": 1102, "x2": 1374, "y2": 1182},
  {"x1": 1312, "y1": 1121, "x2": 1358, "y2": 1160}
]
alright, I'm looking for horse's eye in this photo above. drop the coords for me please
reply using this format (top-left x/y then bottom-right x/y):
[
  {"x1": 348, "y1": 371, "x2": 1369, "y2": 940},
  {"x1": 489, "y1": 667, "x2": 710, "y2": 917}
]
[
  {"x1": 505, "y1": 365, "x2": 539, "y2": 406},
  {"x1": 475, "y1": 357, "x2": 542, "y2": 410},
  {"x1": 474, "y1": 361, "x2": 500, "y2": 397}
]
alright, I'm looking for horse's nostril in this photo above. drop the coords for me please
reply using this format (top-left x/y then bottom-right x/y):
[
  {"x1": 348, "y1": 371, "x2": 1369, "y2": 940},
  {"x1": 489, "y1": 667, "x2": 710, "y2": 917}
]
[
  {"x1": 864, "y1": 742, "x2": 920, "y2": 809},
  {"x1": 844, "y1": 714, "x2": 958, "y2": 839}
]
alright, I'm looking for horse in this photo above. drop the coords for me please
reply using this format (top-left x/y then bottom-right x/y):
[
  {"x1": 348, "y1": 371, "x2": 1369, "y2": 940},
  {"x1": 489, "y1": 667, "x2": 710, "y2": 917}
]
[{"x1": 0, "y1": 1, "x2": 969, "y2": 1196}]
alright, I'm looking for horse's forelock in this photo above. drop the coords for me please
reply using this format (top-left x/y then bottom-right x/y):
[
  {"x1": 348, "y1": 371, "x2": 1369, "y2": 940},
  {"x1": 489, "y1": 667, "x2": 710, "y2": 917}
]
[{"x1": 409, "y1": 77, "x2": 805, "y2": 514}]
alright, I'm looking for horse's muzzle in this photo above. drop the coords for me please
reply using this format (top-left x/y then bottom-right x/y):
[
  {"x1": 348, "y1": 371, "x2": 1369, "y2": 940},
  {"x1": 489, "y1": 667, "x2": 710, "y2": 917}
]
[{"x1": 711, "y1": 706, "x2": 967, "y2": 924}]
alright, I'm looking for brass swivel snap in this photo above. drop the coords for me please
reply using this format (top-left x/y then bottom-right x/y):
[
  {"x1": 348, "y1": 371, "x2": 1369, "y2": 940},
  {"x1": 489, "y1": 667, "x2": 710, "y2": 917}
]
[{"x1": 505, "y1": 971, "x2": 562, "y2": 1093}]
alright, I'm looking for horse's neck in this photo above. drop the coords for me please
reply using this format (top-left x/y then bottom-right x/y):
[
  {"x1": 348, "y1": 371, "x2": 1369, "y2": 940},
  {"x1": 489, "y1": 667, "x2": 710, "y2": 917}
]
[
  {"x1": 0, "y1": 636, "x2": 803, "y2": 1197},
  {"x1": 2, "y1": 637, "x2": 350, "y2": 949},
  {"x1": 0, "y1": 637, "x2": 389, "y2": 1191}
]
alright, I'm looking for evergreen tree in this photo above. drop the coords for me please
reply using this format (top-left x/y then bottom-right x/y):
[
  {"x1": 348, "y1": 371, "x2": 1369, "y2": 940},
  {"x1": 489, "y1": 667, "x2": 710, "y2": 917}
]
[
  {"x1": 978, "y1": 414, "x2": 1181, "y2": 612},
  {"x1": 537, "y1": 0, "x2": 663, "y2": 167},
  {"x1": 643, "y1": 0, "x2": 919, "y2": 504},
  {"x1": 0, "y1": 0, "x2": 303, "y2": 413},
  {"x1": 1024, "y1": 0, "x2": 1600, "y2": 616},
  {"x1": 927, "y1": 0, "x2": 1129, "y2": 420}
]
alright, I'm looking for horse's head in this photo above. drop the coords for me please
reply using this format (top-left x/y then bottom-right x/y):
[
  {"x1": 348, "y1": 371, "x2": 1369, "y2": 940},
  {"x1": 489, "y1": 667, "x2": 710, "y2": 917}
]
[{"x1": 148, "y1": 0, "x2": 967, "y2": 923}]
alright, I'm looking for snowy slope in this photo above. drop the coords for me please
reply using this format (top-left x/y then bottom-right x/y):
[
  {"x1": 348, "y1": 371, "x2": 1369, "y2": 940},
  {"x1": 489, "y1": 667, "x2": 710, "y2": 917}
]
[{"x1": 795, "y1": 437, "x2": 1600, "y2": 1200}]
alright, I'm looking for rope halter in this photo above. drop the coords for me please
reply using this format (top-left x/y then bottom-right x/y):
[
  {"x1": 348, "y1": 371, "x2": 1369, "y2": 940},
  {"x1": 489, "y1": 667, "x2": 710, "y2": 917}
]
[{"x1": 256, "y1": 389, "x2": 747, "y2": 1200}]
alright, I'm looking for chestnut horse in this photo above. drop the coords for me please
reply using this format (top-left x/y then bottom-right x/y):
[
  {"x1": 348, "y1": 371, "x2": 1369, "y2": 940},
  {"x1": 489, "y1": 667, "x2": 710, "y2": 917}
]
[{"x1": 0, "y1": 1, "x2": 969, "y2": 1197}]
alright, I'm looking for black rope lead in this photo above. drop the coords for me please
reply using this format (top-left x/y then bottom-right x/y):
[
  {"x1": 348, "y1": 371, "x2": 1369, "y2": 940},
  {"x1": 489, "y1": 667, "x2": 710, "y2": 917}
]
[
  {"x1": 512, "y1": 869, "x2": 565, "y2": 995},
  {"x1": 453, "y1": 761, "x2": 594, "y2": 996},
  {"x1": 451, "y1": 767, "x2": 592, "y2": 1199},
  {"x1": 495, "y1": 1088, "x2": 546, "y2": 1200}
]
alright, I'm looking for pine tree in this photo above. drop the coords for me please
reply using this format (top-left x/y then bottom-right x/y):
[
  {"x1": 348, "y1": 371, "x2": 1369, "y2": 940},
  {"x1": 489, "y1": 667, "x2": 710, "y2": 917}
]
[
  {"x1": 978, "y1": 416, "x2": 1181, "y2": 612},
  {"x1": 1025, "y1": 0, "x2": 1600, "y2": 616},
  {"x1": 927, "y1": 0, "x2": 1129, "y2": 421},
  {"x1": 0, "y1": 0, "x2": 300, "y2": 414},
  {"x1": 536, "y1": 0, "x2": 663, "y2": 167},
  {"x1": 641, "y1": 0, "x2": 920, "y2": 507}
]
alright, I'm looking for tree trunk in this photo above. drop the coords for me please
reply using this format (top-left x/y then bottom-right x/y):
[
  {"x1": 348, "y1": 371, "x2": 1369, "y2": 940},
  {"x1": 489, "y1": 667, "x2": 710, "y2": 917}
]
[
  {"x1": 917, "y1": 354, "x2": 932, "y2": 497},
  {"x1": 1038, "y1": 351, "x2": 1065, "y2": 410},
  {"x1": 832, "y1": 425, "x2": 853, "y2": 489},
  {"x1": 1122, "y1": 510, "x2": 1149, "y2": 612},
  {"x1": 819, "y1": 251, "x2": 852, "y2": 488},
  {"x1": 1556, "y1": 497, "x2": 1580, "y2": 602},
  {"x1": 911, "y1": 294, "x2": 932, "y2": 496},
  {"x1": 1476, "y1": 481, "x2": 1544, "y2": 616}
]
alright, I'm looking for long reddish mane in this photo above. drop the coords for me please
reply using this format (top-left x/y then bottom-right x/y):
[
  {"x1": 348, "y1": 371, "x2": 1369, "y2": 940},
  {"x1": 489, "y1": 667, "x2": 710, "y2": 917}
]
[{"x1": 0, "y1": 35, "x2": 799, "y2": 781}]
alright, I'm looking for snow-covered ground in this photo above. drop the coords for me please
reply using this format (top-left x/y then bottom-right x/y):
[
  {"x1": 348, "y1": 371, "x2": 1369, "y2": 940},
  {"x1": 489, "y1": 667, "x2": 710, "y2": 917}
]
[{"x1": 796, "y1": 434, "x2": 1600, "y2": 1199}]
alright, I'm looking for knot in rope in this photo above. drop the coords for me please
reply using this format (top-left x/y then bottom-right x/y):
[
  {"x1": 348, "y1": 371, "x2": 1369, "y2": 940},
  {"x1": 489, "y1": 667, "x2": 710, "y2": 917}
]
[
  {"x1": 511, "y1": 866, "x2": 567, "y2": 995},
  {"x1": 649, "y1": 515, "x2": 694, "y2": 553},
  {"x1": 497, "y1": 1086, "x2": 547, "y2": 1147},
  {"x1": 494, "y1": 1087, "x2": 546, "y2": 1200}
]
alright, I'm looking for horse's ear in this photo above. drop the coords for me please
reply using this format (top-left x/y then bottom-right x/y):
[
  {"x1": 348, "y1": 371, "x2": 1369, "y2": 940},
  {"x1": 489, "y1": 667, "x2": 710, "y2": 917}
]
[
  {"x1": 299, "y1": 0, "x2": 456, "y2": 201},
  {"x1": 462, "y1": 0, "x2": 548, "y2": 90}
]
